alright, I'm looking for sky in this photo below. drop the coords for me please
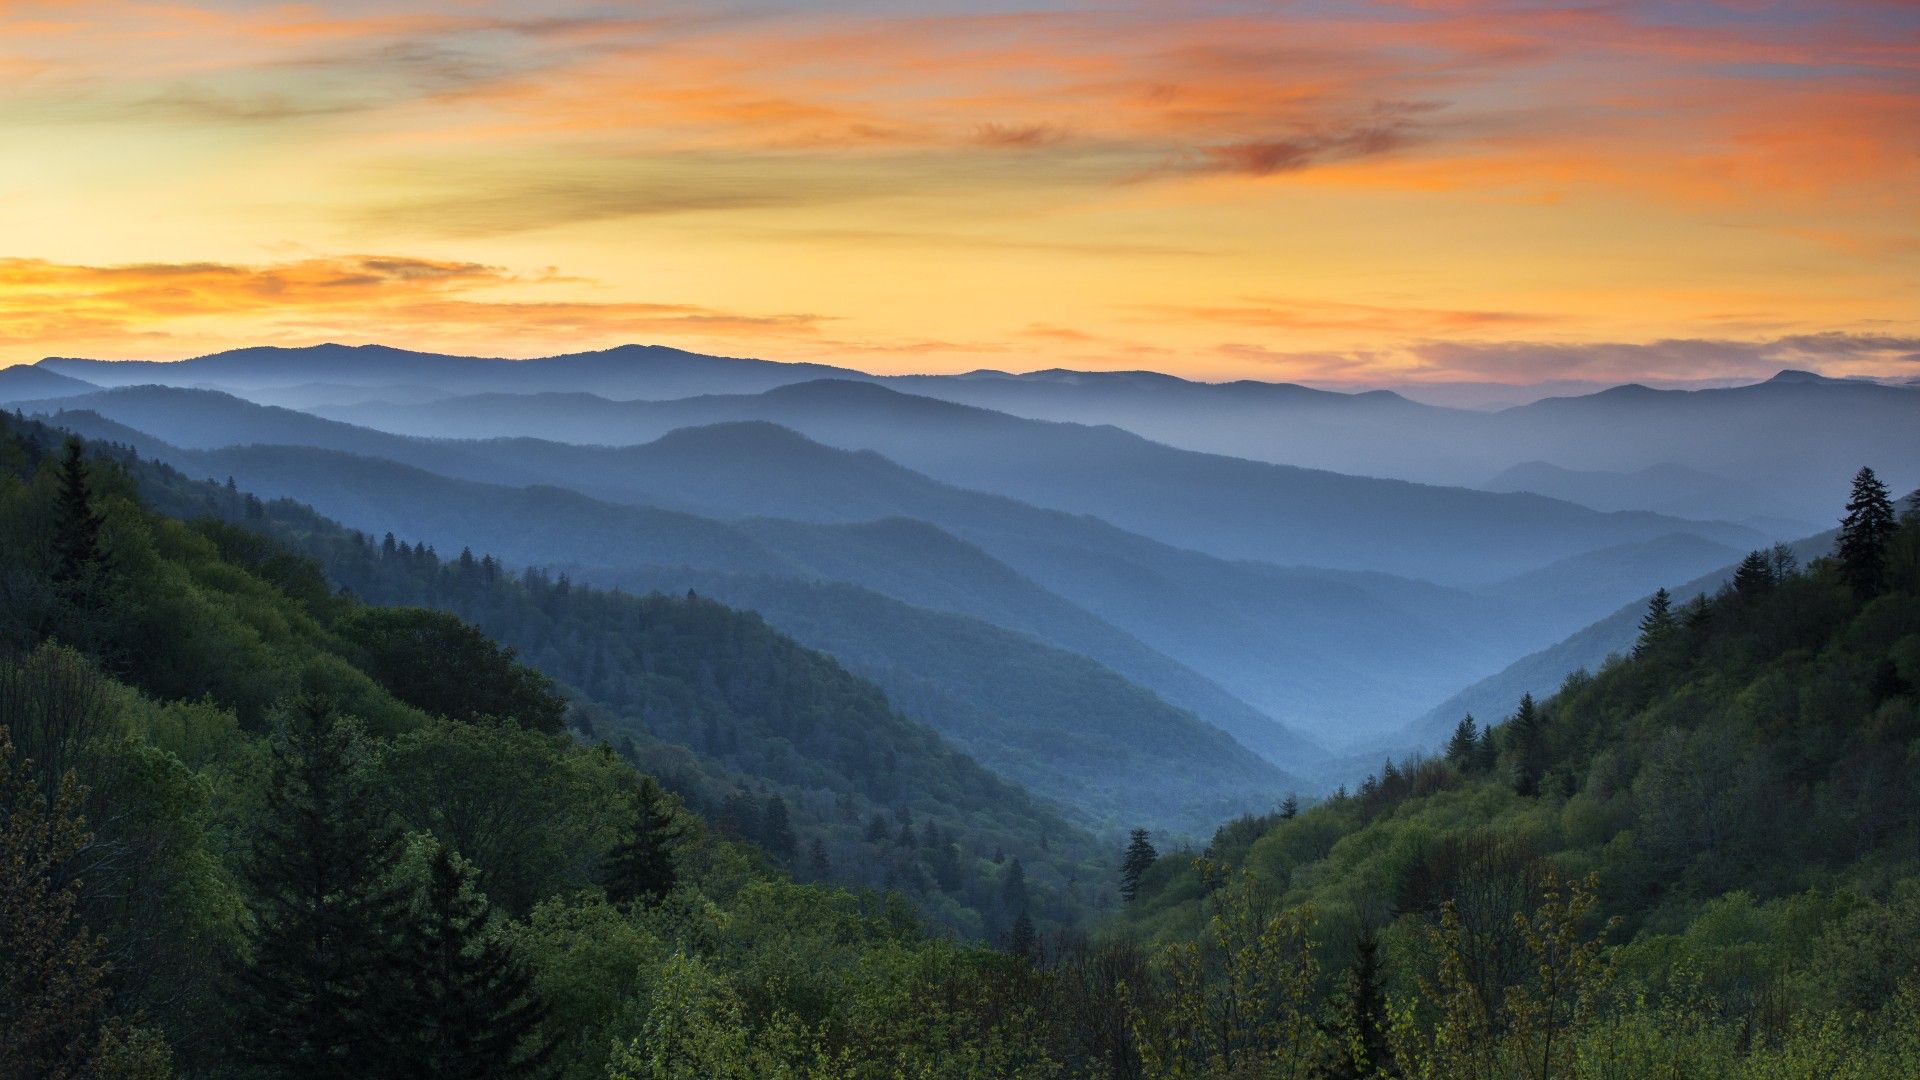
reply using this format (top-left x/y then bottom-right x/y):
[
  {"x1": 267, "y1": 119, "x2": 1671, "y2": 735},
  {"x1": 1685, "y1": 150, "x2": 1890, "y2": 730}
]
[{"x1": 1, "y1": 0, "x2": 1916, "y2": 386}]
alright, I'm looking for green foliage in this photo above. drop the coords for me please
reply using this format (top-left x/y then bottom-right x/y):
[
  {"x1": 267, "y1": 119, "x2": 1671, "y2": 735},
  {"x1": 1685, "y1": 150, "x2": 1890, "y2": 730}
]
[
  {"x1": 227, "y1": 696, "x2": 414, "y2": 1074},
  {"x1": 1121, "y1": 829, "x2": 1158, "y2": 904},
  {"x1": 340, "y1": 606, "x2": 566, "y2": 732},
  {"x1": 603, "y1": 776, "x2": 685, "y2": 908},
  {"x1": 392, "y1": 842, "x2": 554, "y2": 1076},
  {"x1": 9, "y1": 413, "x2": 1920, "y2": 1079},
  {"x1": 0, "y1": 723, "x2": 112, "y2": 1078}
]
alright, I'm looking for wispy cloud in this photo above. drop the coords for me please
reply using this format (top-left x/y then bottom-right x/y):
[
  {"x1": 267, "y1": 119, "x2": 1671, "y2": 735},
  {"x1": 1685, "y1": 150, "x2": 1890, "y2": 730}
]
[
  {"x1": 1225, "y1": 332, "x2": 1920, "y2": 384},
  {"x1": 0, "y1": 255, "x2": 825, "y2": 354}
]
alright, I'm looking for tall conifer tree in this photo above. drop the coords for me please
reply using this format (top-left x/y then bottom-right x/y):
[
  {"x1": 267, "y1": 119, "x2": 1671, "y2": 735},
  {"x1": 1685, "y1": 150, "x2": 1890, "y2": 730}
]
[
  {"x1": 394, "y1": 846, "x2": 554, "y2": 1077},
  {"x1": 49, "y1": 439, "x2": 105, "y2": 591},
  {"x1": 230, "y1": 697, "x2": 411, "y2": 1076},
  {"x1": 1120, "y1": 829, "x2": 1158, "y2": 903},
  {"x1": 1446, "y1": 716, "x2": 1480, "y2": 768},
  {"x1": 1733, "y1": 550, "x2": 1775, "y2": 594},
  {"x1": 1634, "y1": 589, "x2": 1677, "y2": 657},
  {"x1": 600, "y1": 777, "x2": 682, "y2": 908},
  {"x1": 1838, "y1": 466, "x2": 1896, "y2": 598}
]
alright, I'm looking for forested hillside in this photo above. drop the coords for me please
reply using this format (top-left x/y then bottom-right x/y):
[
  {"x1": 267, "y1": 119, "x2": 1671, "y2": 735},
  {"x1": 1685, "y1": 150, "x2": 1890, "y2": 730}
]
[
  {"x1": 0, "y1": 410, "x2": 1156, "y2": 1077},
  {"x1": 7, "y1": 408, "x2": 1916, "y2": 1078},
  {"x1": 1109, "y1": 466, "x2": 1920, "y2": 1076},
  {"x1": 41, "y1": 409, "x2": 1295, "y2": 831}
]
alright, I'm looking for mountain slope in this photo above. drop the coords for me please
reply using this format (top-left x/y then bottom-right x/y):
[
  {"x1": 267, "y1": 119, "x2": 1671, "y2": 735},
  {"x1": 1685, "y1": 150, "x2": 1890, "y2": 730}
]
[
  {"x1": 0, "y1": 409, "x2": 1107, "y2": 936},
  {"x1": 1402, "y1": 528, "x2": 1841, "y2": 752},
  {"x1": 0, "y1": 364, "x2": 96, "y2": 402},
  {"x1": 45, "y1": 410, "x2": 1303, "y2": 828},
  {"x1": 1113, "y1": 501, "x2": 1920, "y2": 1075},
  {"x1": 37, "y1": 383, "x2": 1769, "y2": 747}
]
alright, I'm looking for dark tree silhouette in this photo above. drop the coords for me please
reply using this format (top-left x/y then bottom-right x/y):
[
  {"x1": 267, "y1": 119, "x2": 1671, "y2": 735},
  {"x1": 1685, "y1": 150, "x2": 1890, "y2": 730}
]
[
  {"x1": 1446, "y1": 715, "x2": 1481, "y2": 768},
  {"x1": 1002, "y1": 857, "x2": 1029, "y2": 915},
  {"x1": 760, "y1": 794, "x2": 797, "y2": 860},
  {"x1": 600, "y1": 776, "x2": 682, "y2": 908},
  {"x1": 1508, "y1": 694, "x2": 1545, "y2": 797},
  {"x1": 1007, "y1": 910, "x2": 1038, "y2": 961},
  {"x1": 1329, "y1": 929, "x2": 1389, "y2": 1080},
  {"x1": 1634, "y1": 588, "x2": 1677, "y2": 657},
  {"x1": 1838, "y1": 466, "x2": 1896, "y2": 598},
  {"x1": 50, "y1": 439, "x2": 106, "y2": 592},
  {"x1": 1732, "y1": 550, "x2": 1775, "y2": 595},
  {"x1": 229, "y1": 697, "x2": 412, "y2": 1075},
  {"x1": 394, "y1": 846, "x2": 554, "y2": 1077},
  {"x1": 1120, "y1": 829, "x2": 1158, "y2": 903}
]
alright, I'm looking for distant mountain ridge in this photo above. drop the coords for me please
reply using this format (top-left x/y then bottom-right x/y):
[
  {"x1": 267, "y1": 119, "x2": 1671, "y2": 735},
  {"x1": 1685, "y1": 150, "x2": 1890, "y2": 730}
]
[
  {"x1": 29, "y1": 384, "x2": 1756, "y2": 750},
  {"x1": 281, "y1": 378, "x2": 1770, "y2": 586},
  {"x1": 30, "y1": 343, "x2": 1912, "y2": 523}
]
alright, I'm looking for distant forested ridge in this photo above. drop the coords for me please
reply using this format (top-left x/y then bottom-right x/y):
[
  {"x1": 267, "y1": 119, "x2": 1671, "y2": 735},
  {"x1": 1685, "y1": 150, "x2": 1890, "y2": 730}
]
[{"x1": 6, "y1": 399, "x2": 1917, "y2": 1078}]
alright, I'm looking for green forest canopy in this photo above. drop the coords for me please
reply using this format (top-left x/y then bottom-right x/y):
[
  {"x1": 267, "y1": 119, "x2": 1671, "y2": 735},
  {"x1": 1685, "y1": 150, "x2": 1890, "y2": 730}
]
[{"x1": 3, "y1": 411, "x2": 1918, "y2": 1078}]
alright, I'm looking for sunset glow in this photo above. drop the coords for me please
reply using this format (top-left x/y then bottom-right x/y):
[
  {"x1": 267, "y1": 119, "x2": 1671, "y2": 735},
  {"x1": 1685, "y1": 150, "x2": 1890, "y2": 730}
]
[{"x1": 2, "y1": 0, "x2": 1916, "y2": 384}]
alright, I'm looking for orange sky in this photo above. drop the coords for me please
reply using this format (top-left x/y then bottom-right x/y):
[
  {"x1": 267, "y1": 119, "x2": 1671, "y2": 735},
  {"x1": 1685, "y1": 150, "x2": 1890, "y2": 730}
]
[{"x1": 1, "y1": 1, "x2": 1916, "y2": 385}]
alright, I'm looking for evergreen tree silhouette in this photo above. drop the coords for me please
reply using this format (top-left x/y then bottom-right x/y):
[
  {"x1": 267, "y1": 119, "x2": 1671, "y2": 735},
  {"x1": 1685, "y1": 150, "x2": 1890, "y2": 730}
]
[
  {"x1": 1007, "y1": 910, "x2": 1038, "y2": 961},
  {"x1": 1732, "y1": 549, "x2": 1775, "y2": 595},
  {"x1": 1329, "y1": 929, "x2": 1389, "y2": 1079},
  {"x1": 1446, "y1": 715, "x2": 1480, "y2": 768},
  {"x1": 601, "y1": 777, "x2": 682, "y2": 908},
  {"x1": 394, "y1": 846, "x2": 554, "y2": 1077},
  {"x1": 229, "y1": 697, "x2": 411, "y2": 1074},
  {"x1": 49, "y1": 439, "x2": 105, "y2": 592},
  {"x1": 1508, "y1": 693, "x2": 1545, "y2": 796},
  {"x1": 760, "y1": 794, "x2": 797, "y2": 861},
  {"x1": 1001, "y1": 857, "x2": 1029, "y2": 914},
  {"x1": 1120, "y1": 829, "x2": 1158, "y2": 903},
  {"x1": 1634, "y1": 588, "x2": 1677, "y2": 657},
  {"x1": 1838, "y1": 466, "x2": 1896, "y2": 598}
]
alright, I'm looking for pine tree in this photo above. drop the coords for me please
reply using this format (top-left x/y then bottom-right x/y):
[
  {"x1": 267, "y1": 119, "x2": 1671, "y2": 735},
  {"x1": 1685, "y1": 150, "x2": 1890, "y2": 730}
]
[
  {"x1": 1633, "y1": 588, "x2": 1678, "y2": 658},
  {"x1": 394, "y1": 846, "x2": 554, "y2": 1077},
  {"x1": 1007, "y1": 910, "x2": 1038, "y2": 961},
  {"x1": 1001, "y1": 857, "x2": 1029, "y2": 914},
  {"x1": 1120, "y1": 829, "x2": 1158, "y2": 903},
  {"x1": 808, "y1": 838, "x2": 831, "y2": 881},
  {"x1": 49, "y1": 438, "x2": 106, "y2": 591},
  {"x1": 865, "y1": 813, "x2": 890, "y2": 844},
  {"x1": 1329, "y1": 929, "x2": 1389, "y2": 1080},
  {"x1": 1509, "y1": 693, "x2": 1545, "y2": 796},
  {"x1": 601, "y1": 777, "x2": 681, "y2": 908},
  {"x1": 229, "y1": 696, "x2": 412, "y2": 1075},
  {"x1": 760, "y1": 794, "x2": 797, "y2": 861},
  {"x1": 1446, "y1": 715, "x2": 1480, "y2": 768},
  {"x1": 1838, "y1": 466, "x2": 1896, "y2": 598},
  {"x1": 1732, "y1": 549, "x2": 1775, "y2": 595},
  {"x1": 1280, "y1": 793, "x2": 1300, "y2": 820}
]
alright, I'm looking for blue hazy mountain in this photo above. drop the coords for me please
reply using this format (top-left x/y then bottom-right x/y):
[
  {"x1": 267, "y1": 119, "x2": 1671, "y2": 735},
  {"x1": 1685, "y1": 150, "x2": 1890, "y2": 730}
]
[
  {"x1": 38, "y1": 409, "x2": 1303, "y2": 832},
  {"x1": 28, "y1": 385, "x2": 1735, "y2": 750},
  {"x1": 37, "y1": 346, "x2": 1914, "y2": 530}
]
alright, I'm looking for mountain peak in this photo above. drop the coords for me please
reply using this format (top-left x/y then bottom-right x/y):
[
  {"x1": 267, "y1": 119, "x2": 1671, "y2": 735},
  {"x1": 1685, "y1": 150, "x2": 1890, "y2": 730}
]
[{"x1": 1765, "y1": 368, "x2": 1830, "y2": 384}]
